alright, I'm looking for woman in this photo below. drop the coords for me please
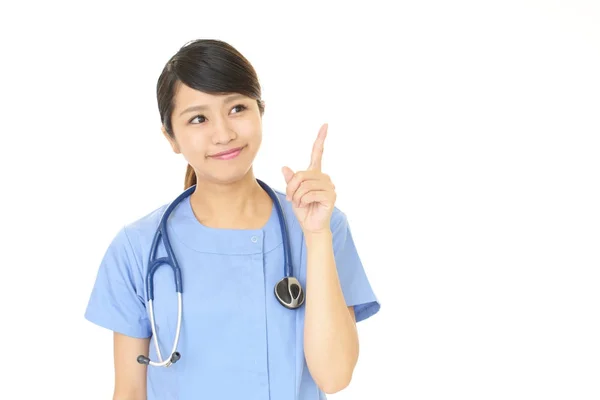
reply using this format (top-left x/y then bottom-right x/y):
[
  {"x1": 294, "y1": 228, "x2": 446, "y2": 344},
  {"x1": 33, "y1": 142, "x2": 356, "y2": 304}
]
[{"x1": 85, "y1": 38, "x2": 380, "y2": 400}]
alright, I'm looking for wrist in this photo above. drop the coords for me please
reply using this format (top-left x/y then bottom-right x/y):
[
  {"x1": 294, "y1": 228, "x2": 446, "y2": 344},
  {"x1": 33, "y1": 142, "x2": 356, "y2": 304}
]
[{"x1": 304, "y1": 229, "x2": 333, "y2": 246}]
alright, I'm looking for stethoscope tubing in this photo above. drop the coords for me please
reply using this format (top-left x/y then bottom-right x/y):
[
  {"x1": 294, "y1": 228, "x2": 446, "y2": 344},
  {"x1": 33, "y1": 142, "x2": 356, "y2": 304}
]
[{"x1": 138, "y1": 181, "x2": 303, "y2": 368}]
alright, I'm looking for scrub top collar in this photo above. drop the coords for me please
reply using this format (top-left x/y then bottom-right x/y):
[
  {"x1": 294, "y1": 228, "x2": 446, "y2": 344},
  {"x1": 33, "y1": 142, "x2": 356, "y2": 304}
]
[{"x1": 169, "y1": 193, "x2": 285, "y2": 256}]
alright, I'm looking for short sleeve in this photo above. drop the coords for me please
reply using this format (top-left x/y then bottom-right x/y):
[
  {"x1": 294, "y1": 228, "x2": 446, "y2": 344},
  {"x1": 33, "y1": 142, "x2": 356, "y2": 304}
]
[
  {"x1": 84, "y1": 226, "x2": 151, "y2": 338},
  {"x1": 331, "y1": 209, "x2": 381, "y2": 323}
]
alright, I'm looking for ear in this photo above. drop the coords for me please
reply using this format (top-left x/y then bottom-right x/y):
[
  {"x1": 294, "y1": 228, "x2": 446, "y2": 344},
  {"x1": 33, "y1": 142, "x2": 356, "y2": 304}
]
[
  {"x1": 259, "y1": 100, "x2": 266, "y2": 115},
  {"x1": 161, "y1": 125, "x2": 181, "y2": 154}
]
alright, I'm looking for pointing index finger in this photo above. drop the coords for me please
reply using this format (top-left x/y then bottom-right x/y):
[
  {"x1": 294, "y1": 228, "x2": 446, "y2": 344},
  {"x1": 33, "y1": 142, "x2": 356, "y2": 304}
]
[{"x1": 309, "y1": 123, "x2": 328, "y2": 171}]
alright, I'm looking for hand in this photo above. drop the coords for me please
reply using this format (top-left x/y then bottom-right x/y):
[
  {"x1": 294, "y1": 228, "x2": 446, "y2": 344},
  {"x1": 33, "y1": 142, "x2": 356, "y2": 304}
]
[{"x1": 282, "y1": 123, "x2": 337, "y2": 235}]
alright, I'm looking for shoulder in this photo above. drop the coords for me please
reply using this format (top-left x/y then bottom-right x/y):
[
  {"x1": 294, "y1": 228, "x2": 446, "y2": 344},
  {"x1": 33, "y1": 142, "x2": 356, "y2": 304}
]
[
  {"x1": 125, "y1": 202, "x2": 168, "y2": 233},
  {"x1": 120, "y1": 202, "x2": 169, "y2": 244},
  {"x1": 100, "y1": 202, "x2": 170, "y2": 264},
  {"x1": 330, "y1": 206, "x2": 348, "y2": 231}
]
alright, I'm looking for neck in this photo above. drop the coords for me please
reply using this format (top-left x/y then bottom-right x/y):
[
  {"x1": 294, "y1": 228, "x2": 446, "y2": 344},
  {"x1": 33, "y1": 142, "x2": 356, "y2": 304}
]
[{"x1": 189, "y1": 168, "x2": 272, "y2": 229}]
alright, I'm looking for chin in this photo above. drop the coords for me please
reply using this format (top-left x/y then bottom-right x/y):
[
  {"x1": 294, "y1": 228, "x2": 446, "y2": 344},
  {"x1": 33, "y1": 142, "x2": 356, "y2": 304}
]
[{"x1": 207, "y1": 167, "x2": 253, "y2": 185}]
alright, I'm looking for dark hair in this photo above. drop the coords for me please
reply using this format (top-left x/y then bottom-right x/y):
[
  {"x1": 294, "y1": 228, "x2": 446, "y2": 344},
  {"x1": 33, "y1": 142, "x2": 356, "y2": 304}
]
[{"x1": 156, "y1": 39, "x2": 265, "y2": 189}]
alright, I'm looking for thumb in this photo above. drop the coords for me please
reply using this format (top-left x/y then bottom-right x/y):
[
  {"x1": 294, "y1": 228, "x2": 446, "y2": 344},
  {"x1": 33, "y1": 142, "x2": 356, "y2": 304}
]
[{"x1": 282, "y1": 166, "x2": 295, "y2": 184}]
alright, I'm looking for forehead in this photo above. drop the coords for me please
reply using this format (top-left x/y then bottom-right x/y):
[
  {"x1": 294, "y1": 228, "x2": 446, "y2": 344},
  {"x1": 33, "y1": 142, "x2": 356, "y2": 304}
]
[{"x1": 173, "y1": 83, "x2": 244, "y2": 110}]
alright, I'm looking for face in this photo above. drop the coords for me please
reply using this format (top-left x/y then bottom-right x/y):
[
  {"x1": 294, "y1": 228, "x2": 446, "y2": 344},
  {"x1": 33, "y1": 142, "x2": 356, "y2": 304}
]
[{"x1": 162, "y1": 83, "x2": 264, "y2": 184}]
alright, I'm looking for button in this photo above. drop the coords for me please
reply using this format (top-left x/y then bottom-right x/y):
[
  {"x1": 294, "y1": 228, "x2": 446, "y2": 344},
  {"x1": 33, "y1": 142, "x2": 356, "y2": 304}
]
[{"x1": 251, "y1": 236, "x2": 258, "y2": 243}]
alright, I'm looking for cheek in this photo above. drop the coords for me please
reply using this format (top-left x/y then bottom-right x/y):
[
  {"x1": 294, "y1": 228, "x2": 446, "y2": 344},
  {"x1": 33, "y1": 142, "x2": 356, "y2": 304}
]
[
  {"x1": 235, "y1": 118, "x2": 262, "y2": 144},
  {"x1": 176, "y1": 129, "x2": 210, "y2": 158}
]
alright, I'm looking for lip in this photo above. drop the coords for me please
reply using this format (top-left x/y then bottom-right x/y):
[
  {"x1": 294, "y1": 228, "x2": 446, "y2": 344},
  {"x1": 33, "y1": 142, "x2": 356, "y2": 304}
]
[{"x1": 208, "y1": 146, "x2": 245, "y2": 160}]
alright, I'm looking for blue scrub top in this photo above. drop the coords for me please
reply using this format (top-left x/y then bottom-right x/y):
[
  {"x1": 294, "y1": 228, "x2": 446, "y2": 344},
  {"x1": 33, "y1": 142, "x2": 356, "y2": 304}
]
[{"x1": 85, "y1": 186, "x2": 380, "y2": 400}]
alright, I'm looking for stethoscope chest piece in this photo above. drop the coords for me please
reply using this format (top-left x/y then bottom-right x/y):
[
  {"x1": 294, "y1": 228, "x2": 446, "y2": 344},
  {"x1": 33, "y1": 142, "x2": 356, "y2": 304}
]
[{"x1": 275, "y1": 277, "x2": 305, "y2": 309}]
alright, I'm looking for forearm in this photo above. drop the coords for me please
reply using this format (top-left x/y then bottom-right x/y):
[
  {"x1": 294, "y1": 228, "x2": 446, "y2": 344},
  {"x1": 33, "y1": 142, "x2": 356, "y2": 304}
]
[
  {"x1": 113, "y1": 386, "x2": 146, "y2": 400},
  {"x1": 303, "y1": 229, "x2": 359, "y2": 393}
]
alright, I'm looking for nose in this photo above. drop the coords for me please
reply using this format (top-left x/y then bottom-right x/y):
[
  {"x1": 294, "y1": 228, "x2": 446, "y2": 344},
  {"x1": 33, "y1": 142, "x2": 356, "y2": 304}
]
[{"x1": 211, "y1": 117, "x2": 237, "y2": 145}]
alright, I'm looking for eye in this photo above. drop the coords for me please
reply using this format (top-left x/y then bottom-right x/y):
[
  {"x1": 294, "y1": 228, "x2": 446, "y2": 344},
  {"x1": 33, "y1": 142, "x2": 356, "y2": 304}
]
[
  {"x1": 188, "y1": 104, "x2": 247, "y2": 125},
  {"x1": 189, "y1": 114, "x2": 206, "y2": 124},
  {"x1": 231, "y1": 104, "x2": 247, "y2": 114}
]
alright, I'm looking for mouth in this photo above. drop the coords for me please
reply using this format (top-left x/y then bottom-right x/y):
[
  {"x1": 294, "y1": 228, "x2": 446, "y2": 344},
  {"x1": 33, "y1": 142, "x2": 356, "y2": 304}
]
[{"x1": 208, "y1": 145, "x2": 246, "y2": 160}]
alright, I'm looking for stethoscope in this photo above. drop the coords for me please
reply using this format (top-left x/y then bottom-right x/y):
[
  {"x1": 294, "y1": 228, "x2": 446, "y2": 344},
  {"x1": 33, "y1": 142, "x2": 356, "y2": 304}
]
[{"x1": 136, "y1": 179, "x2": 305, "y2": 368}]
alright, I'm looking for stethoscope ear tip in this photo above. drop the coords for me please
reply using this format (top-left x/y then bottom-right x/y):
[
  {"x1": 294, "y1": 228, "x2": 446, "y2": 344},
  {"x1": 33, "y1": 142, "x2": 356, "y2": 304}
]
[{"x1": 137, "y1": 355, "x2": 150, "y2": 365}]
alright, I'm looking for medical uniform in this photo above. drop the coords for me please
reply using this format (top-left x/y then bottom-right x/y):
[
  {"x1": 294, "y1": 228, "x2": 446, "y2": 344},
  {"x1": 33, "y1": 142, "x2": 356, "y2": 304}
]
[{"x1": 85, "y1": 186, "x2": 380, "y2": 400}]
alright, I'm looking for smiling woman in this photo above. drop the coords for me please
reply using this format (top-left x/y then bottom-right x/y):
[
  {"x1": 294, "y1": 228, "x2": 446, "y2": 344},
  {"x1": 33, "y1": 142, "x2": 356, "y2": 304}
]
[
  {"x1": 161, "y1": 84, "x2": 262, "y2": 186},
  {"x1": 156, "y1": 43, "x2": 266, "y2": 188},
  {"x1": 84, "y1": 38, "x2": 380, "y2": 400}
]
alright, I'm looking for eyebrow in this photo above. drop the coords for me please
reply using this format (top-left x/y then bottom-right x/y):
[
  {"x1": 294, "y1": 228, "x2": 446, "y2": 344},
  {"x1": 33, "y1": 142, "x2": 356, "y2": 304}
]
[{"x1": 178, "y1": 94, "x2": 247, "y2": 117}]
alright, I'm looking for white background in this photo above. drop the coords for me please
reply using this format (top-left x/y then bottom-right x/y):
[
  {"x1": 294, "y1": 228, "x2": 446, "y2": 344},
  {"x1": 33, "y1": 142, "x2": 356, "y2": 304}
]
[{"x1": 1, "y1": 0, "x2": 599, "y2": 399}]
